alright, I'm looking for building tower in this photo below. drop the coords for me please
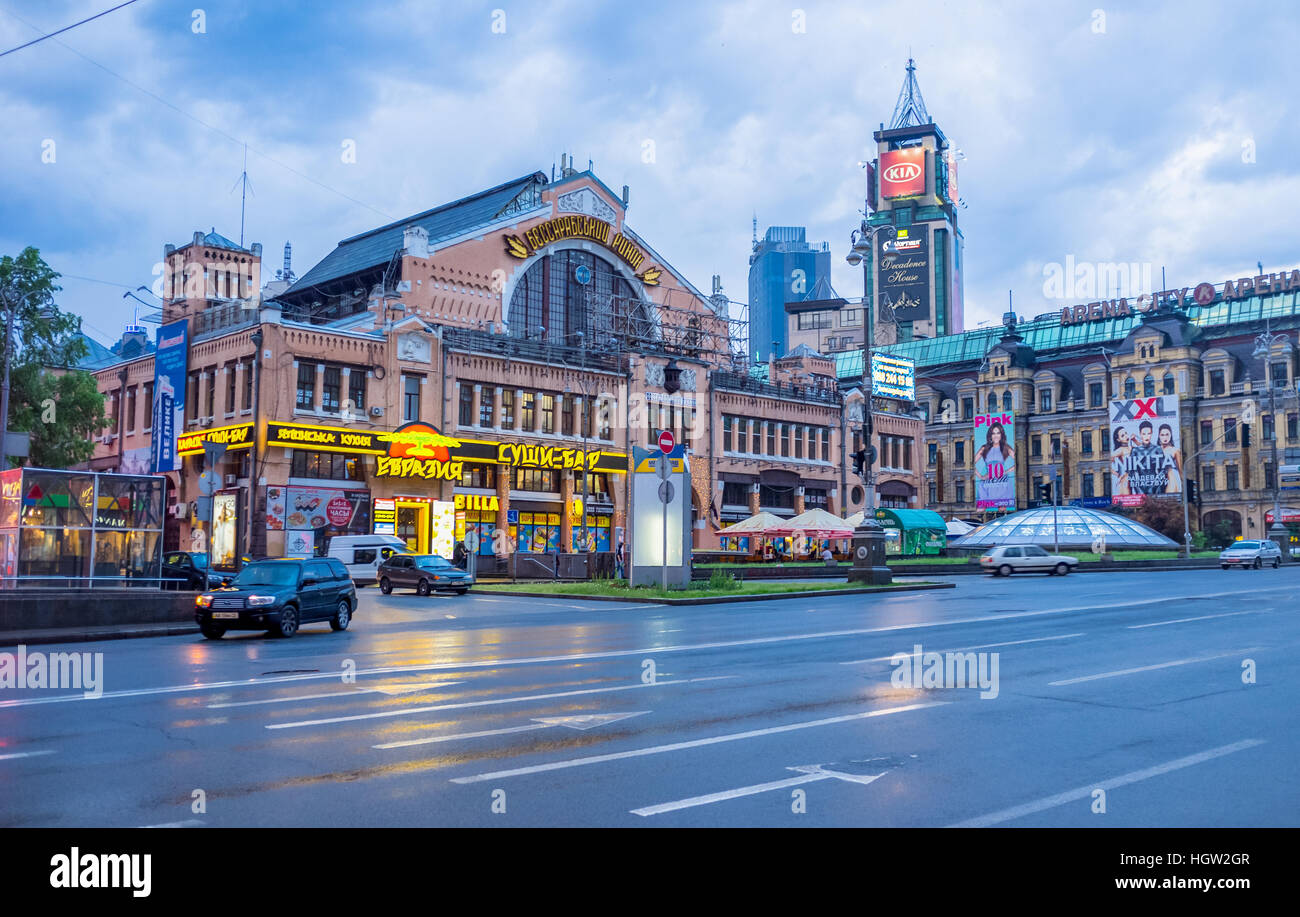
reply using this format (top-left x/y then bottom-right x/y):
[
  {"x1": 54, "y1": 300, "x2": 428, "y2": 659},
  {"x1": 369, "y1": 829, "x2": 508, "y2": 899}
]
[
  {"x1": 747, "y1": 226, "x2": 832, "y2": 363},
  {"x1": 868, "y1": 58, "x2": 965, "y2": 343}
]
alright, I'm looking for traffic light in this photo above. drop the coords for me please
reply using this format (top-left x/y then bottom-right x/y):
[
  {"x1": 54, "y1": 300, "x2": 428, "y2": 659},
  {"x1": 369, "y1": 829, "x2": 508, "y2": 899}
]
[
  {"x1": 1187, "y1": 479, "x2": 1200, "y2": 506},
  {"x1": 1242, "y1": 423, "x2": 1252, "y2": 448},
  {"x1": 1036, "y1": 481, "x2": 1054, "y2": 502},
  {"x1": 851, "y1": 446, "x2": 876, "y2": 476}
]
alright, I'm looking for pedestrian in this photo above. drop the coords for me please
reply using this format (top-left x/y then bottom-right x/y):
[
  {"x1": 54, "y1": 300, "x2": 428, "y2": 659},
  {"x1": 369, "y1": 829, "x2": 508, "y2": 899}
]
[
  {"x1": 615, "y1": 539, "x2": 626, "y2": 578},
  {"x1": 452, "y1": 540, "x2": 467, "y2": 569},
  {"x1": 822, "y1": 546, "x2": 836, "y2": 567}
]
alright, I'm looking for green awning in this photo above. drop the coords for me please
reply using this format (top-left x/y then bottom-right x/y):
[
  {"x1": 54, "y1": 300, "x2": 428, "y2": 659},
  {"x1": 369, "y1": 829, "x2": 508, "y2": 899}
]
[{"x1": 872, "y1": 508, "x2": 946, "y2": 531}]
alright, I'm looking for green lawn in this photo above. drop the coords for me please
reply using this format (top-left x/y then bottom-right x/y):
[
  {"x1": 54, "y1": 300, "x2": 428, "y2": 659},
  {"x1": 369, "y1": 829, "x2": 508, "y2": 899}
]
[{"x1": 481, "y1": 580, "x2": 916, "y2": 600}]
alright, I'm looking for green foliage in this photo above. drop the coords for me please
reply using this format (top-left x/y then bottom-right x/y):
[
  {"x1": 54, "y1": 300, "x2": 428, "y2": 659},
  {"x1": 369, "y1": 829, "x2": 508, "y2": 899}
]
[
  {"x1": 1206, "y1": 520, "x2": 1236, "y2": 549},
  {"x1": 1, "y1": 247, "x2": 103, "y2": 468}
]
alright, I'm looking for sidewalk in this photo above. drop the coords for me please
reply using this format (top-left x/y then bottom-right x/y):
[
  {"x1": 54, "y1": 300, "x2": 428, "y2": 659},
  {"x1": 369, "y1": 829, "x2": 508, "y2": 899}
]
[{"x1": 0, "y1": 622, "x2": 198, "y2": 647}]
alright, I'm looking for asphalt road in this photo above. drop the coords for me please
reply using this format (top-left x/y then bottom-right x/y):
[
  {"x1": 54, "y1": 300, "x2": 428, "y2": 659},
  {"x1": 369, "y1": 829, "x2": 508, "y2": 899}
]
[{"x1": 2, "y1": 567, "x2": 1297, "y2": 827}]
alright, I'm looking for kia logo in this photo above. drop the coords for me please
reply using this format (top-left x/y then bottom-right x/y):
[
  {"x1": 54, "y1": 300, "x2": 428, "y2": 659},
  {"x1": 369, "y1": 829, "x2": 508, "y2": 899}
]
[{"x1": 884, "y1": 163, "x2": 921, "y2": 182}]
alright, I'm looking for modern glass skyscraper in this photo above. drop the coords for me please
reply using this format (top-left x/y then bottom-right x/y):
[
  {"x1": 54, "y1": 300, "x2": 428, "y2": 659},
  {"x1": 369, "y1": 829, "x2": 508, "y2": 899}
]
[{"x1": 747, "y1": 225, "x2": 831, "y2": 362}]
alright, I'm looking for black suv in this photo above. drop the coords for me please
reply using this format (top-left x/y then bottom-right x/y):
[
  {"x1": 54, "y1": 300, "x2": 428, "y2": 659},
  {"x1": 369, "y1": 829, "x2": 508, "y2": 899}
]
[
  {"x1": 162, "y1": 551, "x2": 227, "y2": 590},
  {"x1": 195, "y1": 558, "x2": 356, "y2": 639}
]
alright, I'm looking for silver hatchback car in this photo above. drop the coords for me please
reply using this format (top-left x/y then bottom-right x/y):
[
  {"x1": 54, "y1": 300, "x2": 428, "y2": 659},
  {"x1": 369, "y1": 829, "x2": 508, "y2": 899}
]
[{"x1": 1219, "y1": 540, "x2": 1282, "y2": 569}]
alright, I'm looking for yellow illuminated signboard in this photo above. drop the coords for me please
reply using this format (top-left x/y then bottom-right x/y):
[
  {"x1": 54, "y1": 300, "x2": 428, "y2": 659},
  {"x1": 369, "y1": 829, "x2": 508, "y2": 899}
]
[
  {"x1": 502, "y1": 215, "x2": 662, "y2": 285},
  {"x1": 177, "y1": 422, "x2": 254, "y2": 456}
]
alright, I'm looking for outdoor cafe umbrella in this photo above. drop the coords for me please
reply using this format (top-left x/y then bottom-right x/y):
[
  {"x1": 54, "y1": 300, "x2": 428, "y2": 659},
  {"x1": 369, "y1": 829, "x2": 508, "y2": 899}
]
[
  {"x1": 715, "y1": 511, "x2": 785, "y2": 535},
  {"x1": 766, "y1": 508, "x2": 856, "y2": 538}
]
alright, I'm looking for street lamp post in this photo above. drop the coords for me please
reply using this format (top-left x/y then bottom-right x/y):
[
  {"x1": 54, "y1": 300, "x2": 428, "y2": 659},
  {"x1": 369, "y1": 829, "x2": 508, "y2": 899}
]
[
  {"x1": 1254, "y1": 320, "x2": 1291, "y2": 559},
  {"x1": 244, "y1": 327, "x2": 263, "y2": 565},
  {"x1": 845, "y1": 216, "x2": 893, "y2": 585}
]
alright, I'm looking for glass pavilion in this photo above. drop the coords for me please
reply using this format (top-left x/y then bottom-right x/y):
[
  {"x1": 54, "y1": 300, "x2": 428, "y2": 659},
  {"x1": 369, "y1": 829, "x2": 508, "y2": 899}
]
[{"x1": 951, "y1": 506, "x2": 1179, "y2": 550}]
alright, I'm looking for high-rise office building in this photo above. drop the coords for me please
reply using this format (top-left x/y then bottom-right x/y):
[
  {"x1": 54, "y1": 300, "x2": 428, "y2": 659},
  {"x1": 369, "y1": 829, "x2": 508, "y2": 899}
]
[{"x1": 747, "y1": 225, "x2": 831, "y2": 362}]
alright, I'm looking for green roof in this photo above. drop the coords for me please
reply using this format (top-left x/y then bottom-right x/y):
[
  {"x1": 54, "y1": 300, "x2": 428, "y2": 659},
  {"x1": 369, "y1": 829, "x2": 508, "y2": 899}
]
[{"x1": 835, "y1": 287, "x2": 1300, "y2": 378}]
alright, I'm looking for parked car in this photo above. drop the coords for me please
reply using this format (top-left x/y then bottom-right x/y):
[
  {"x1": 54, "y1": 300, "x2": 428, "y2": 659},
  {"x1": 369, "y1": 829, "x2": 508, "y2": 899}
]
[
  {"x1": 162, "y1": 551, "x2": 227, "y2": 590},
  {"x1": 194, "y1": 557, "x2": 356, "y2": 639},
  {"x1": 326, "y1": 534, "x2": 407, "y2": 586},
  {"x1": 980, "y1": 544, "x2": 1079, "y2": 576},
  {"x1": 1219, "y1": 540, "x2": 1282, "y2": 569},
  {"x1": 377, "y1": 554, "x2": 473, "y2": 596}
]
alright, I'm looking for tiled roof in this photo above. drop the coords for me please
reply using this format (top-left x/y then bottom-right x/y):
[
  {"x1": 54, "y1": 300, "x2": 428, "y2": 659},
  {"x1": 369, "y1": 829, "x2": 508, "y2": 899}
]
[
  {"x1": 202, "y1": 230, "x2": 247, "y2": 252},
  {"x1": 285, "y1": 172, "x2": 548, "y2": 296}
]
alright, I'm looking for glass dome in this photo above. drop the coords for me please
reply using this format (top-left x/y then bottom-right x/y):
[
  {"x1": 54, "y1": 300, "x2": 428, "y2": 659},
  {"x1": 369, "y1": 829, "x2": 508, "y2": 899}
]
[{"x1": 952, "y1": 506, "x2": 1179, "y2": 549}]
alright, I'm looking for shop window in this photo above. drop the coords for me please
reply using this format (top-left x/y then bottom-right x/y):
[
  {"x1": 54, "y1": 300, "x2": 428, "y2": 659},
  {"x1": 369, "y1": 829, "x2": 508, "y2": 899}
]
[
  {"x1": 459, "y1": 463, "x2": 495, "y2": 489},
  {"x1": 296, "y1": 363, "x2": 316, "y2": 411}
]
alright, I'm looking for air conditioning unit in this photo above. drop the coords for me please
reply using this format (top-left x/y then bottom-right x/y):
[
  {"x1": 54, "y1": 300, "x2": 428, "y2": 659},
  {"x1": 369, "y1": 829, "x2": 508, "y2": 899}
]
[
  {"x1": 199, "y1": 417, "x2": 213, "y2": 428},
  {"x1": 224, "y1": 474, "x2": 237, "y2": 485},
  {"x1": 369, "y1": 406, "x2": 384, "y2": 417}
]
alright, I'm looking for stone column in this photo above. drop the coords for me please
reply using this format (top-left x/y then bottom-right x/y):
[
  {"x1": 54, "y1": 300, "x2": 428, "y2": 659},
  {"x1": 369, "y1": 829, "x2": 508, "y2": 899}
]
[
  {"x1": 495, "y1": 466, "x2": 511, "y2": 557},
  {"x1": 514, "y1": 388, "x2": 524, "y2": 432},
  {"x1": 794, "y1": 485, "x2": 806, "y2": 515},
  {"x1": 313, "y1": 363, "x2": 324, "y2": 413},
  {"x1": 471, "y1": 383, "x2": 482, "y2": 429},
  {"x1": 560, "y1": 471, "x2": 574, "y2": 553},
  {"x1": 748, "y1": 482, "x2": 761, "y2": 515},
  {"x1": 493, "y1": 386, "x2": 503, "y2": 430},
  {"x1": 340, "y1": 368, "x2": 352, "y2": 420}
]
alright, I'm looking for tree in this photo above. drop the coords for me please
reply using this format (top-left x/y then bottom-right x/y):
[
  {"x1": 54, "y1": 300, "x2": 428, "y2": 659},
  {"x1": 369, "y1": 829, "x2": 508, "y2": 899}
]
[
  {"x1": 1132, "y1": 494, "x2": 1185, "y2": 543},
  {"x1": 1, "y1": 247, "x2": 106, "y2": 468}
]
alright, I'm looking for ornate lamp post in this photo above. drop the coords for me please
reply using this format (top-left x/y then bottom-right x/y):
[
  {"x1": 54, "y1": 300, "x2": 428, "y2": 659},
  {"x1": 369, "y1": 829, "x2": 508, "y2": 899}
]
[{"x1": 844, "y1": 218, "x2": 895, "y2": 584}]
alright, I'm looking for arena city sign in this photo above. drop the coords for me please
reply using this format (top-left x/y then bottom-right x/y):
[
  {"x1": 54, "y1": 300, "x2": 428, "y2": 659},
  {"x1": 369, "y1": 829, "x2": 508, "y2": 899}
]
[{"x1": 1059, "y1": 269, "x2": 1300, "y2": 326}]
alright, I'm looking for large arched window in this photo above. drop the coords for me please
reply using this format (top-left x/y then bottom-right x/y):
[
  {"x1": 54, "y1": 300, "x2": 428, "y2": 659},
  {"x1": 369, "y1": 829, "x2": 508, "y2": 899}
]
[
  {"x1": 1143, "y1": 373, "x2": 1155, "y2": 397},
  {"x1": 1002, "y1": 391, "x2": 1013, "y2": 412},
  {"x1": 987, "y1": 393, "x2": 997, "y2": 413},
  {"x1": 1124, "y1": 377, "x2": 1137, "y2": 398},
  {"x1": 507, "y1": 250, "x2": 639, "y2": 346},
  {"x1": 1162, "y1": 373, "x2": 1175, "y2": 395}
]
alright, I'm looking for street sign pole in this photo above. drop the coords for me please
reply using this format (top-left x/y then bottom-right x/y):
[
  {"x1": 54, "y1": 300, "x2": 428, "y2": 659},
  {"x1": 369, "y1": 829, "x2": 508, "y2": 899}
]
[{"x1": 658, "y1": 430, "x2": 674, "y2": 592}]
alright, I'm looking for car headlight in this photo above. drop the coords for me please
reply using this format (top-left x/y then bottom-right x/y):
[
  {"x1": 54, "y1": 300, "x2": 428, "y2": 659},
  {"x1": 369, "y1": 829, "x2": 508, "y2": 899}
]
[
  {"x1": 196, "y1": 594, "x2": 213, "y2": 607},
  {"x1": 247, "y1": 594, "x2": 277, "y2": 606}
]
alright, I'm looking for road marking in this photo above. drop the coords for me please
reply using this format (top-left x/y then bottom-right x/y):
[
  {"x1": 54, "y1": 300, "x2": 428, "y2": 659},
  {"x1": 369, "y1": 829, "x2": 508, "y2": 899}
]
[
  {"x1": 631, "y1": 763, "x2": 889, "y2": 816},
  {"x1": 1047, "y1": 649, "x2": 1256, "y2": 686},
  {"x1": 375, "y1": 711, "x2": 650, "y2": 749},
  {"x1": 0, "y1": 750, "x2": 54, "y2": 761},
  {"x1": 450, "y1": 701, "x2": 946, "y2": 784},
  {"x1": 269, "y1": 677, "x2": 731, "y2": 730},
  {"x1": 948, "y1": 739, "x2": 1266, "y2": 827},
  {"x1": 207, "y1": 681, "x2": 464, "y2": 709},
  {"x1": 4, "y1": 585, "x2": 1287, "y2": 710},
  {"x1": 1128, "y1": 611, "x2": 1256, "y2": 629},
  {"x1": 840, "y1": 633, "x2": 1085, "y2": 665},
  {"x1": 140, "y1": 819, "x2": 205, "y2": 828}
]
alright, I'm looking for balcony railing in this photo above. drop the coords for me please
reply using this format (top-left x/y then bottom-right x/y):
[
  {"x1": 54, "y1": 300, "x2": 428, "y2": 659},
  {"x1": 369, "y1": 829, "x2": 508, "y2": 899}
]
[
  {"x1": 442, "y1": 327, "x2": 627, "y2": 373},
  {"x1": 712, "y1": 370, "x2": 841, "y2": 406},
  {"x1": 193, "y1": 300, "x2": 259, "y2": 340}
]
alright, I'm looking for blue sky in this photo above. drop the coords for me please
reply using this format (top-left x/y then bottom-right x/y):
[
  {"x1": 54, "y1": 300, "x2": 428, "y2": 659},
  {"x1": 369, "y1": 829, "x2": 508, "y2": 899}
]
[{"x1": 2, "y1": 0, "x2": 1297, "y2": 348}]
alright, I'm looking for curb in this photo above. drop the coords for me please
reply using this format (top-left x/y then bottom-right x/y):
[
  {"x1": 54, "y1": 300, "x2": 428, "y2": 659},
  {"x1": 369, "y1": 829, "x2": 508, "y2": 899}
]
[
  {"x1": 472, "y1": 581, "x2": 956, "y2": 605},
  {"x1": 0, "y1": 623, "x2": 198, "y2": 648}
]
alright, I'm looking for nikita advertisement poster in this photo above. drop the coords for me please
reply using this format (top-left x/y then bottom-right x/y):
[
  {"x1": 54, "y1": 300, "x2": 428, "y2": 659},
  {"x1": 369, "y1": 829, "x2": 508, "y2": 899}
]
[
  {"x1": 1110, "y1": 396, "x2": 1183, "y2": 506},
  {"x1": 974, "y1": 411, "x2": 1016, "y2": 510}
]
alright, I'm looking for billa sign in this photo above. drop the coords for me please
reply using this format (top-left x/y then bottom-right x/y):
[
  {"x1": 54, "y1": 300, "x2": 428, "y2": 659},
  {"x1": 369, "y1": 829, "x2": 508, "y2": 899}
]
[
  {"x1": 502, "y1": 215, "x2": 662, "y2": 285},
  {"x1": 879, "y1": 148, "x2": 926, "y2": 199},
  {"x1": 265, "y1": 421, "x2": 628, "y2": 478},
  {"x1": 177, "y1": 422, "x2": 254, "y2": 457},
  {"x1": 1059, "y1": 270, "x2": 1300, "y2": 325}
]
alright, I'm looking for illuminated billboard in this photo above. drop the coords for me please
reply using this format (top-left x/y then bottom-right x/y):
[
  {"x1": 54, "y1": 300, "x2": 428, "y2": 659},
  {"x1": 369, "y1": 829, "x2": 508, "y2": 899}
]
[
  {"x1": 1110, "y1": 396, "x2": 1182, "y2": 507},
  {"x1": 879, "y1": 148, "x2": 926, "y2": 199},
  {"x1": 974, "y1": 412, "x2": 1016, "y2": 511},
  {"x1": 871, "y1": 353, "x2": 915, "y2": 401},
  {"x1": 878, "y1": 226, "x2": 930, "y2": 322}
]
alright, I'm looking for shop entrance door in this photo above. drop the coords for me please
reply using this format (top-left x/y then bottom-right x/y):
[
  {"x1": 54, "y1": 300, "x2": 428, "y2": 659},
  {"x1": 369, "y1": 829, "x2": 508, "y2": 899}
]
[{"x1": 396, "y1": 501, "x2": 429, "y2": 553}]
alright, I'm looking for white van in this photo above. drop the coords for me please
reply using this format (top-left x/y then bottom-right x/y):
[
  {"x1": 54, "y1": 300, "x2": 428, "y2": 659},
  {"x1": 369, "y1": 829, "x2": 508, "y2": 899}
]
[{"x1": 327, "y1": 535, "x2": 407, "y2": 586}]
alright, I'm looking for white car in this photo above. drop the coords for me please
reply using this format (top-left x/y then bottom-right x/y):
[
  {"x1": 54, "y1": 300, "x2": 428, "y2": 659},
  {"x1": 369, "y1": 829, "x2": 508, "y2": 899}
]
[
  {"x1": 980, "y1": 544, "x2": 1079, "y2": 577},
  {"x1": 1219, "y1": 540, "x2": 1282, "y2": 570}
]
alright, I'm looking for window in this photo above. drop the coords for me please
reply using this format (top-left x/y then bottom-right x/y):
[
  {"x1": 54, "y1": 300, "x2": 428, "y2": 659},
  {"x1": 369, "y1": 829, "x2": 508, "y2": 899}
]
[
  {"x1": 1050, "y1": 434, "x2": 1061, "y2": 457},
  {"x1": 767, "y1": 424, "x2": 776, "y2": 455},
  {"x1": 560, "y1": 395, "x2": 574, "y2": 436},
  {"x1": 1162, "y1": 373, "x2": 1175, "y2": 395},
  {"x1": 1209, "y1": 369, "x2": 1225, "y2": 396},
  {"x1": 540, "y1": 393, "x2": 555, "y2": 434},
  {"x1": 521, "y1": 392, "x2": 536, "y2": 430},
  {"x1": 723, "y1": 416, "x2": 734, "y2": 453},
  {"x1": 1224, "y1": 417, "x2": 1237, "y2": 445},
  {"x1": 459, "y1": 463, "x2": 495, "y2": 489},
  {"x1": 290, "y1": 450, "x2": 362, "y2": 481},
  {"x1": 501, "y1": 389, "x2": 515, "y2": 427},
  {"x1": 1263, "y1": 414, "x2": 1275, "y2": 442},
  {"x1": 1289, "y1": 413, "x2": 1298, "y2": 442},
  {"x1": 1226, "y1": 464, "x2": 1239, "y2": 491},
  {"x1": 458, "y1": 385, "x2": 474, "y2": 425},
  {"x1": 955, "y1": 480, "x2": 966, "y2": 503},
  {"x1": 1123, "y1": 377, "x2": 1136, "y2": 399},
  {"x1": 225, "y1": 363, "x2": 237, "y2": 414},
  {"x1": 204, "y1": 366, "x2": 216, "y2": 417},
  {"x1": 1202, "y1": 466, "x2": 1216, "y2": 492},
  {"x1": 902, "y1": 439, "x2": 911, "y2": 470},
  {"x1": 927, "y1": 442, "x2": 937, "y2": 465},
  {"x1": 796, "y1": 311, "x2": 832, "y2": 330},
  {"x1": 928, "y1": 482, "x2": 937, "y2": 504},
  {"x1": 322, "y1": 366, "x2": 341, "y2": 414},
  {"x1": 1089, "y1": 382, "x2": 1104, "y2": 408},
  {"x1": 954, "y1": 440, "x2": 966, "y2": 464},
  {"x1": 1081, "y1": 473, "x2": 1095, "y2": 497},
  {"x1": 1039, "y1": 389, "x2": 1052, "y2": 412},
  {"x1": 143, "y1": 382, "x2": 153, "y2": 429},
  {"x1": 296, "y1": 363, "x2": 316, "y2": 411},
  {"x1": 1265, "y1": 462, "x2": 1276, "y2": 490},
  {"x1": 1271, "y1": 362, "x2": 1288, "y2": 388},
  {"x1": 1031, "y1": 436, "x2": 1042, "y2": 458},
  {"x1": 513, "y1": 467, "x2": 559, "y2": 492},
  {"x1": 961, "y1": 398, "x2": 974, "y2": 421},
  {"x1": 189, "y1": 370, "x2": 201, "y2": 419},
  {"x1": 821, "y1": 428, "x2": 829, "y2": 462},
  {"x1": 987, "y1": 393, "x2": 997, "y2": 414},
  {"x1": 403, "y1": 374, "x2": 421, "y2": 422},
  {"x1": 1002, "y1": 391, "x2": 1013, "y2": 412},
  {"x1": 794, "y1": 425, "x2": 803, "y2": 459},
  {"x1": 722, "y1": 482, "x2": 749, "y2": 505},
  {"x1": 1081, "y1": 430, "x2": 1093, "y2": 455},
  {"x1": 781, "y1": 424, "x2": 790, "y2": 457},
  {"x1": 124, "y1": 386, "x2": 137, "y2": 432},
  {"x1": 1143, "y1": 374, "x2": 1155, "y2": 397},
  {"x1": 347, "y1": 369, "x2": 365, "y2": 415},
  {"x1": 841, "y1": 309, "x2": 862, "y2": 326},
  {"x1": 1200, "y1": 420, "x2": 1213, "y2": 446},
  {"x1": 597, "y1": 397, "x2": 610, "y2": 439},
  {"x1": 479, "y1": 387, "x2": 494, "y2": 427}
]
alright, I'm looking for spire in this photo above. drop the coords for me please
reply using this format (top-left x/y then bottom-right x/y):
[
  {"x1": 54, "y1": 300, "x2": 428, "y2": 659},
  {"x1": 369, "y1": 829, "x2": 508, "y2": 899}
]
[{"x1": 888, "y1": 57, "x2": 931, "y2": 130}]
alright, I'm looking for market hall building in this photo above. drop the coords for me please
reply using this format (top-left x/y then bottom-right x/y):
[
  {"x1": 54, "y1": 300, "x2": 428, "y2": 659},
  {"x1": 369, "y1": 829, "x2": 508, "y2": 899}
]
[
  {"x1": 84, "y1": 162, "x2": 925, "y2": 566},
  {"x1": 880, "y1": 269, "x2": 1300, "y2": 544}
]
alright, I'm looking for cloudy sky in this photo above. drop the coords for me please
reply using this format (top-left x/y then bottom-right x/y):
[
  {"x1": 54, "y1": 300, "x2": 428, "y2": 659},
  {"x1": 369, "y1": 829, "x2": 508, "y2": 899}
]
[{"x1": 2, "y1": 0, "x2": 1297, "y2": 348}]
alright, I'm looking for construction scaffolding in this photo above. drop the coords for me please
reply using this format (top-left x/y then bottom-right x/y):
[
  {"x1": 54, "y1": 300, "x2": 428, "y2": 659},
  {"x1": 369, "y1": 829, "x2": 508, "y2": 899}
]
[{"x1": 579, "y1": 285, "x2": 751, "y2": 372}]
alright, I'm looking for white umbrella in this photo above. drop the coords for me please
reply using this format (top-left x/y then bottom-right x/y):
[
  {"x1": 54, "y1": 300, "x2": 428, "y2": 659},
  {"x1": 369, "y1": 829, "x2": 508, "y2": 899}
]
[
  {"x1": 767, "y1": 508, "x2": 856, "y2": 537},
  {"x1": 716, "y1": 511, "x2": 785, "y2": 535}
]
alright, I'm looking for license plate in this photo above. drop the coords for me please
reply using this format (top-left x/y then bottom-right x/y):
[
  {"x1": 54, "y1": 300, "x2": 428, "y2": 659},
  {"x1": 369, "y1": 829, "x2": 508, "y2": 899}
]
[{"x1": 211, "y1": 611, "x2": 240, "y2": 620}]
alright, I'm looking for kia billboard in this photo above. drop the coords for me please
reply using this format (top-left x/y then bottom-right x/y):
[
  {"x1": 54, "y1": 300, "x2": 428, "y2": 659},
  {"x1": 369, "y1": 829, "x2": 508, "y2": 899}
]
[
  {"x1": 879, "y1": 148, "x2": 926, "y2": 199},
  {"x1": 974, "y1": 412, "x2": 1016, "y2": 510},
  {"x1": 1110, "y1": 396, "x2": 1183, "y2": 507},
  {"x1": 878, "y1": 225, "x2": 930, "y2": 322}
]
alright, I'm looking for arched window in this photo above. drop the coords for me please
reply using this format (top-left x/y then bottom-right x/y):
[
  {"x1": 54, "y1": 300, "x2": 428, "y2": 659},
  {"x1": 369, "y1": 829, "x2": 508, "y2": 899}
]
[
  {"x1": 506, "y1": 250, "x2": 639, "y2": 346},
  {"x1": 1162, "y1": 373, "x2": 1175, "y2": 395},
  {"x1": 987, "y1": 393, "x2": 997, "y2": 413},
  {"x1": 1124, "y1": 377, "x2": 1136, "y2": 398},
  {"x1": 1143, "y1": 374, "x2": 1155, "y2": 397},
  {"x1": 1002, "y1": 391, "x2": 1013, "y2": 412}
]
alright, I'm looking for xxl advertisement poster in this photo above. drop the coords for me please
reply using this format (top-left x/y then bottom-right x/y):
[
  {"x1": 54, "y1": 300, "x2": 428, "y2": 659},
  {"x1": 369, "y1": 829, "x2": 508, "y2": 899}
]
[
  {"x1": 878, "y1": 226, "x2": 930, "y2": 322},
  {"x1": 974, "y1": 411, "x2": 1016, "y2": 510},
  {"x1": 1110, "y1": 396, "x2": 1183, "y2": 507},
  {"x1": 151, "y1": 320, "x2": 188, "y2": 473}
]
